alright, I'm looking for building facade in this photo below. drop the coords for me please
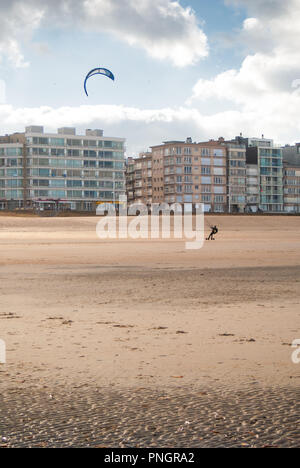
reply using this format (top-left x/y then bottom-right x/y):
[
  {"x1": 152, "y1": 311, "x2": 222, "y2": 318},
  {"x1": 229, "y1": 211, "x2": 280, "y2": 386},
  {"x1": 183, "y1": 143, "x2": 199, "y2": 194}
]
[
  {"x1": 151, "y1": 139, "x2": 227, "y2": 212},
  {"x1": 243, "y1": 137, "x2": 284, "y2": 212},
  {"x1": 246, "y1": 164, "x2": 259, "y2": 212},
  {"x1": 123, "y1": 135, "x2": 300, "y2": 215},
  {"x1": 0, "y1": 126, "x2": 126, "y2": 211},
  {"x1": 224, "y1": 138, "x2": 247, "y2": 213},
  {"x1": 126, "y1": 153, "x2": 152, "y2": 206},
  {"x1": 283, "y1": 163, "x2": 300, "y2": 213}
]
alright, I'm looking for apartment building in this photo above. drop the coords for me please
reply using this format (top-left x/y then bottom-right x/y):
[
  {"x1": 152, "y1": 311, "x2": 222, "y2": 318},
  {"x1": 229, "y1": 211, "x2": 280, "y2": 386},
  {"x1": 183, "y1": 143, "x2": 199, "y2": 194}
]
[
  {"x1": 126, "y1": 153, "x2": 152, "y2": 206},
  {"x1": 223, "y1": 137, "x2": 247, "y2": 213},
  {"x1": 283, "y1": 163, "x2": 300, "y2": 213},
  {"x1": 126, "y1": 135, "x2": 300, "y2": 215},
  {"x1": 282, "y1": 143, "x2": 300, "y2": 213},
  {"x1": 151, "y1": 138, "x2": 227, "y2": 212},
  {"x1": 246, "y1": 164, "x2": 259, "y2": 212},
  {"x1": 282, "y1": 143, "x2": 300, "y2": 163},
  {"x1": 0, "y1": 126, "x2": 126, "y2": 211},
  {"x1": 242, "y1": 137, "x2": 284, "y2": 212},
  {"x1": 126, "y1": 157, "x2": 135, "y2": 205}
]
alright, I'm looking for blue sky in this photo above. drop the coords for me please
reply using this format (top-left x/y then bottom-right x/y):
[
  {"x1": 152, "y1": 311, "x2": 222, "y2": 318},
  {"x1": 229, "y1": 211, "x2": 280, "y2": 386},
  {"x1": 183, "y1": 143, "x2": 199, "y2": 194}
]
[
  {"x1": 0, "y1": 0, "x2": 299, "y2": 154},
  {"x1": 5, "y1": 0, "x2": 247, "y2": 109}
]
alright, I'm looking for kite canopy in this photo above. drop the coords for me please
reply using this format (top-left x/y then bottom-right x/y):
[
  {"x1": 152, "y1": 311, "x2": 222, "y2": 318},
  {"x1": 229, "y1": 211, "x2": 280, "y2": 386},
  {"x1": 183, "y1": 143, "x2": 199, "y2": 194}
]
[{"x1": 84, "y1": 68, "x2": 115, "y2": 96}]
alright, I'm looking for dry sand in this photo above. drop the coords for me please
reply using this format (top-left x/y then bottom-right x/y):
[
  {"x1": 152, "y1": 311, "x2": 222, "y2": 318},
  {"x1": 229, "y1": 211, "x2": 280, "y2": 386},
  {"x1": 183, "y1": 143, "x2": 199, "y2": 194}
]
[{"x1": 0, "y1": 215, "x2": 299, "y2": 447}]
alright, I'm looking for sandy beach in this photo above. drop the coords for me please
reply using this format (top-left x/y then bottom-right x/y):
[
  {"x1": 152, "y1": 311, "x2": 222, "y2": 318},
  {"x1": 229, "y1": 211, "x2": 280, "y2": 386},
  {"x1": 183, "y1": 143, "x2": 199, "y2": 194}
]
[{"x1": 0, "y1": 215, "x2": 299, "y2": 447}]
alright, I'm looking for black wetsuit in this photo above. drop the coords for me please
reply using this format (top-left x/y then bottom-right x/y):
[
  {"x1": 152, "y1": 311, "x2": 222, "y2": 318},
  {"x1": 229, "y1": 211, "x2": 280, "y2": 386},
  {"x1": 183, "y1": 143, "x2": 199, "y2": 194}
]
[{"x1": 207, "y1": 226, "x2": 218, "y2": 240}]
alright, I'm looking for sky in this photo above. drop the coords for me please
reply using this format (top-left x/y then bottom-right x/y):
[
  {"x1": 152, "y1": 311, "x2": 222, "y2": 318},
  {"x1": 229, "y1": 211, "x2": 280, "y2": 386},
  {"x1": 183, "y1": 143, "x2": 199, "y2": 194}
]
[{"x1": 0, "y1": 0, "x2": 300, "y2": 155}]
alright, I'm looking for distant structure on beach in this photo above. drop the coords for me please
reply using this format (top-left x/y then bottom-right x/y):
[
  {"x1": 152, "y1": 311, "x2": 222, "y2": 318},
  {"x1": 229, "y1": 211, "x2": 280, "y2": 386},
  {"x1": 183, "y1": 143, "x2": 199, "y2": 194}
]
[
  {"x1": 0, "y1": 126, "x2": 126, "y2": 212},
  {"x1": 126, "y1": 135, "x2": 300, "y2": 214}
]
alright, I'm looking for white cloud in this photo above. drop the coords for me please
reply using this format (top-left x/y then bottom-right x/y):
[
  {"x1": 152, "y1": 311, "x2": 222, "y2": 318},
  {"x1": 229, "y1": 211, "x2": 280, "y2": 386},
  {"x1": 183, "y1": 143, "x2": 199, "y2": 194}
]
[
  {"x1": 0, "y1": 81, "x2": 6, "y2": 104},
  {"x1": 83, "y1": 0, "x2": 208, "y2": 66},
  {"x1": 1, "y1": 100, "x2": 300, "y2": 157},
  {"x1": 226, "y1": 0, "x2": 300, "y2": 53},
  {"x1": 243, "y1": 17, "x2": 261, "y2": 31},
  {"x1": 225, "y1": 0, "x2": 289, "y2": 18},
  {"x1": 188, "y1": 0, "x2": 300, "y2": 144},
  {"x1": 0, "y1": 0, "x2": 208, "y2": 68},
  {"x1": 1, "y1": 0, "x2": 299, "y2": 152},
  {"x1": 0, "y1": 1, "x2": 44, "y2": 67}
]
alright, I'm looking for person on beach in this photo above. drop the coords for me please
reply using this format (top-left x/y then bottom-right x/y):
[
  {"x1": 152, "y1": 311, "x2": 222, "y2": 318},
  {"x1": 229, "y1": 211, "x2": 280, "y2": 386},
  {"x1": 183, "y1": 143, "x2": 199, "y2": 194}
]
[{"x1": 206, "y1": 225, "x2": 218, "y2": 241}]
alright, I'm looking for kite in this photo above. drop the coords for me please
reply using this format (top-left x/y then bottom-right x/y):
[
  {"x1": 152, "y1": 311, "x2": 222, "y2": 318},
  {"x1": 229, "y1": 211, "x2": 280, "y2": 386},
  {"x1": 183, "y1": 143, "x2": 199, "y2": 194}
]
[{"x1": 84, "y1": 68, "x2": 115, "y2": 96}]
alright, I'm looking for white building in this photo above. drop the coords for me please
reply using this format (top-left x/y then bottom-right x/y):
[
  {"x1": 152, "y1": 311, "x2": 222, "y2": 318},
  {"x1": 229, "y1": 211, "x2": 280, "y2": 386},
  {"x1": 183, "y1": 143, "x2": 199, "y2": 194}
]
[{"x1": 0, "y1": 126, "x2": 126, "y2": 211}]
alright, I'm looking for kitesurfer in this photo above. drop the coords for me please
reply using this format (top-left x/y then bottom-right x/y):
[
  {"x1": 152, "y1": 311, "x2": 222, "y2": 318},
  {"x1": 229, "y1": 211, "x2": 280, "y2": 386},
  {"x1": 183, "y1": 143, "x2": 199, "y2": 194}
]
[{"x1": 206, "y1": 225, "x2": 218, "y2": 241}]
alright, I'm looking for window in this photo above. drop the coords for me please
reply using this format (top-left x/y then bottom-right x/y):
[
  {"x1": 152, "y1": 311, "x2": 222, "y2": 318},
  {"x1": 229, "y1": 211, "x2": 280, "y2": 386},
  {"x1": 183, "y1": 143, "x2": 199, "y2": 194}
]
[
  {"x1": 6, "y1": 190, "x2": 23, "y2": 198},
  {"x1": 6, "y1": 148, "x2": 22, "y2": 156},
  {"x1": 99, "y1": 191, "x2": 113, "y2": 199},
  {"x1": 214, "y1": 186, "x2": 225, "y2": 194},
  {"x1": 184, "y1": 166, "x2": 192, "y2": 174},
  {"x1": 7, "y1": 159, "x2": 18, "y2": 167},
  {"x1": 50, "y1": 138, "x2": 65, "y2": 146},
  {"x1": 7, "y1": 169, "x2": 23, "y2": 177},
  {"x1": 214, "y1": 177, "x2": 223, "y2": 184},
  {"x1": 83, "y1": 150, "x2": 97, "y2": 158},
  {"x1": 83, "y1": 140, "x2": 97, "y2": 147},
  {"x1": 84, "y1": 160, "x2": 97, "y2": 168},
  {"x1": 50, "y1": 159, "x2": 65, "y2": 167},
  {"x1": 67, "y1": 149, "x2": 81, "y2": 157},
  {"x1": 201, "y1": 167, "x2": 211, "y2": 175},
  {"x1": 67, "y1": 139, "x2": 82, "y2": 147},
  {"x1": 51, "y1": 148, "x2": 65, "y2": 157},
  {"x1": 112, "y1": 141, "x2": 124, "y2": 150},
  {"x1": 49, "y1": 190, "x2": 66, "y2": 198},
  {"x1": 33, "y1": 137, "x2": 49, "y2": 145},
  {"x1": 214, "y1": 167, "x2": 224, "y2": 176},
  {"x1": 6, "y1": 179, "x2": 22, "y2": 188},
  {"x1": 201, "y1": 177, "x2": 211, "y2": 184},
  {"x1": 184, "y1": 157, "x2": 192, "y2": 163},
  {"x1": 50, "y1": 180, "x2": 66, "y2": 188},
  {"x1": 39, "y1": 169, "x2": 50, "y2": 177},
  {"x1": 84, "y1": 190, "x2": 98, "y2": 198},
  {"x1": 38, "y1": 158, "x2": 49, "y2": 166},
  {"x1": 84, "y1": 180, "x2": 98, "y2": 188},
  {"x1": 66, "y1": 180, "x2": 82, "y2": 188},
  {"x1": 68, "y1": 190, "x2": 82, "y2": 198}
]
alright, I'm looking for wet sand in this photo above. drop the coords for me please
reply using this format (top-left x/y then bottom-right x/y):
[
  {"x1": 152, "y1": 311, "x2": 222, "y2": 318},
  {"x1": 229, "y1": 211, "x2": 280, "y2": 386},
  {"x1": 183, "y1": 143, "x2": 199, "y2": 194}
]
[{"x1": 0, "y1": 215, "x2": 299, "y2": 447}]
